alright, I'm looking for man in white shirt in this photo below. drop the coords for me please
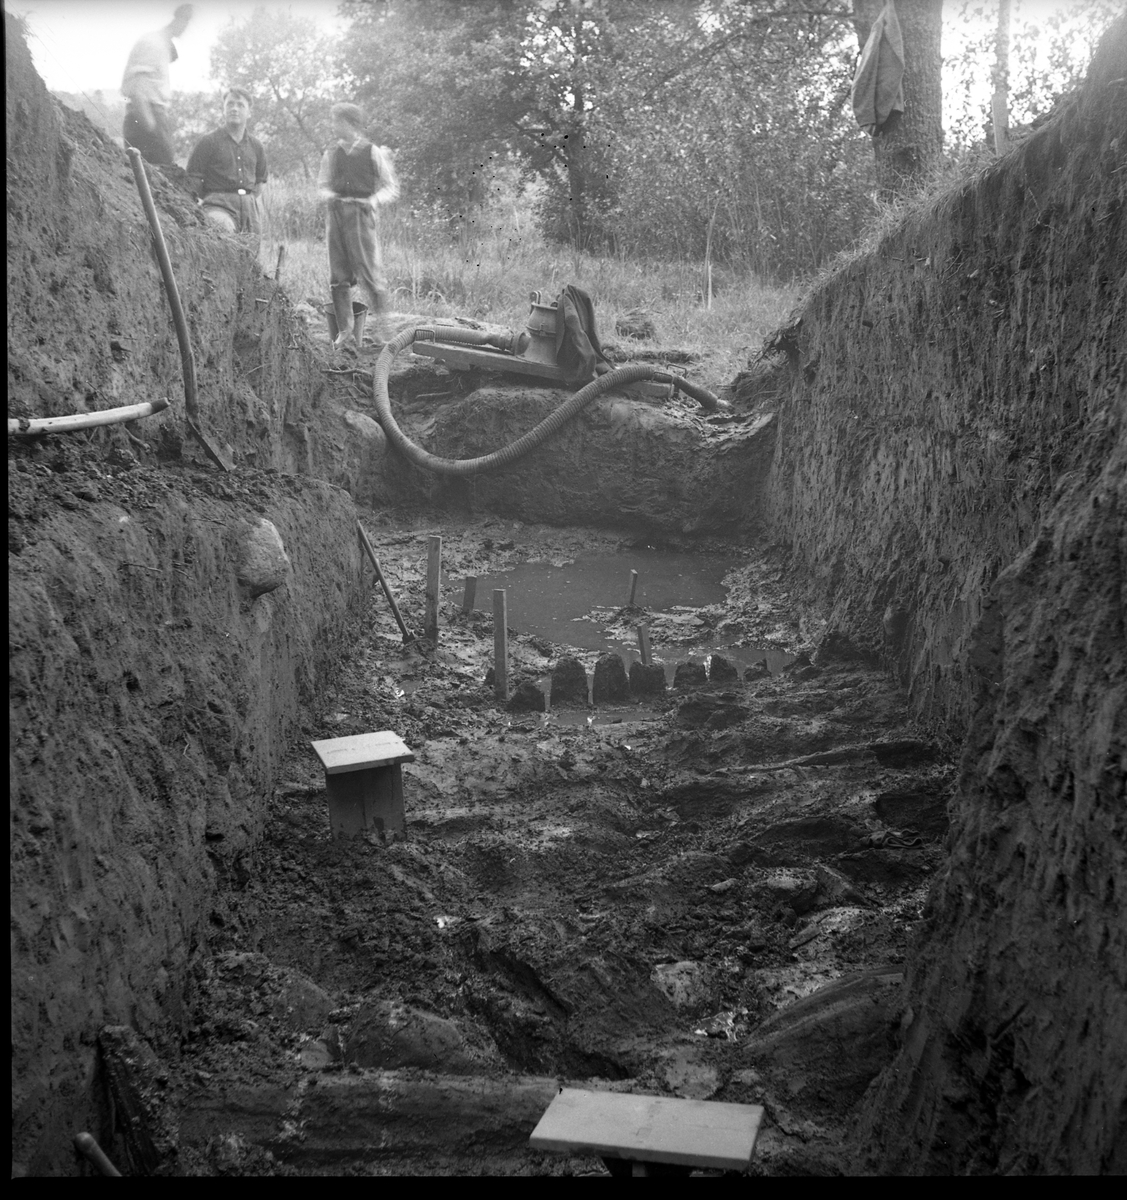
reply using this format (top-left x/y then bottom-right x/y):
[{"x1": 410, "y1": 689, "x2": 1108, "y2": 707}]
[
  {"x1": 317, "y1": 102, "x2": 400, "y2": 353},
  {"x1": 121, "y1": 4, "x2": 193, "y2": 166}
]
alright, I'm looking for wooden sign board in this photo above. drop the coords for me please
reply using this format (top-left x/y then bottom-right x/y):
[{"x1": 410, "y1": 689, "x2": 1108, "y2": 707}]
[{"x1": 529, "y1": 1088, "x2": 764, "y2": 1172}]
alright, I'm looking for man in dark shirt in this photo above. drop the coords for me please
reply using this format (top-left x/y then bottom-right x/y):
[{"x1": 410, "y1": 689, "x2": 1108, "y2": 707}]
[{"x1": 187, "y1": 89, "x2": 268, "y2": 251}]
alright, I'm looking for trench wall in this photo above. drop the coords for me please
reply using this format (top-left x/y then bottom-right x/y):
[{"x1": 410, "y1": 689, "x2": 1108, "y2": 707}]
[
  {"x1": 384, "y1": 384, "x2": 777, "y2": 537},
  {"x1": 763, "y1": 19, "x2": 1126, "y2": 1173},
  {"x1": 5, "y1": 13, "x2": 387, "y2": 501},
  {"x1": 6, "y1": 18, "x2": 377, "y2": 1174}
]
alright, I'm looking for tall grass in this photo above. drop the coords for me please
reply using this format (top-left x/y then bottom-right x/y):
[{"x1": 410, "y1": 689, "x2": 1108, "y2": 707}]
[{"x1": 261, "y1": 174, "x2": 798, "y2": 377}]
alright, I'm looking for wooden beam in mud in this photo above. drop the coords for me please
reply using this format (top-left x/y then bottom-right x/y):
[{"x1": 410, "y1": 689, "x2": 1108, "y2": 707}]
[
  {"x1": 637, "y1": 625, "x2": 652, "y2": 666},
  {"x1": 426, "y1": 535, "x2": 442, "y2": 644},
  {"x1": 493, "y1": 589, "x2": 508, "y2": 702}
]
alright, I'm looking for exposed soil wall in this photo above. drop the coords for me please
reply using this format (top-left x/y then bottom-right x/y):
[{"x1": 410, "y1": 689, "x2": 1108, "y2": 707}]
[
  {"x1": 763, "y1": 23, "x2": 1125, "y2": 737},
  {"x1": 6, "y1": 17, "x2": 372, "y2": 1173},
  {"x1": 5, "y1": 14, "x2": 386, "y2": 498},
  {"x1": 375, "y1": 382, "x2": 777, "y2": 537},
  {"x1": 763, "y1": 19, "x2": 1126, "y2": 1173}
]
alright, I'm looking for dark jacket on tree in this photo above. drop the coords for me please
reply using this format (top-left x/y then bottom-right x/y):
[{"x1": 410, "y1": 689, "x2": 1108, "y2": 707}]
[{"x1": 852, "y1": 0, "x2": 905, "y2": 136}]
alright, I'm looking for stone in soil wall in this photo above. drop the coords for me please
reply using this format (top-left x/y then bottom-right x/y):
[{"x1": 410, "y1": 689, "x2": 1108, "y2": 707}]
[
  {"x1": 760, "y1": 17, "x2": 1126, "y2": 1174},
  {"x1": 9, "y1": 465, "x2": 368, "y2": 1175}
]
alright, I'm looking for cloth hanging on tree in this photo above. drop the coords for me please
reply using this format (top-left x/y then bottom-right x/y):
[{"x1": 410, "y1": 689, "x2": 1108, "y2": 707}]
[{"x1": 851, "y1": 1, "x2": 905, "y2": 137}]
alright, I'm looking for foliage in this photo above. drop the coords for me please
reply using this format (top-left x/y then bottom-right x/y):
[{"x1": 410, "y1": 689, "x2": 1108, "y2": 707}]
[
  {"x1": 590, "y1": 1, "x2": 872, "y2": 278},
  {"x1": 226, "y1": 0, "x2": 1120, "y2": 285},
  {"x1": 209, "y1": 5, "x2": 341, "y2": 180},
  {"x1": 339, "y1": 0, "x2": 871, "y2": 277},
  {"x1": 943, "y1": 0, "x2": 1123, "y2": 153},
  {"x1": 270, "y1": 217, "x2": 797, "y2": 382},
  {"x1": 170, "y1": 89, "x2": 222, "y2": 160}
]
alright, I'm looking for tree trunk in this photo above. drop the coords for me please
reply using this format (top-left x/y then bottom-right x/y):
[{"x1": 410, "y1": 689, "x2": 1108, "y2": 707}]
[
  {"x1": 853, "y1": 0, "x2": 943, "y2": 198},
  {"x1": 991, "y1": 0, "x2": 1012, "y2": 154}
]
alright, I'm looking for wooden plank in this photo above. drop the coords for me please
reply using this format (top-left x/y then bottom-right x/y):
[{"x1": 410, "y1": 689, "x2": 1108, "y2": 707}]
[
  {"x1": 528, "y1": 1088, "x2": 763, "y2": 1171},
  {"x1": 426, "y1": 534, "x2": 442, "y2": 644},
  {"x1": 493, "y1": 589, "x2": 508, "y2": 702},
  {"x1": 325, "y1": 763, "x2": 405, "y2": 839},
  {"x1": 637, "y1": 625, "x2": 652, "y2": 666},
  {"x1": 98, "y1": 1026, "x2": 179, "y2": 1175},
  {"x1": 311, "y1": 731, "x2": 414, "y2": 774},
  {"x1": 411, "y1": 341, "x2": 569, "y2": 382}
]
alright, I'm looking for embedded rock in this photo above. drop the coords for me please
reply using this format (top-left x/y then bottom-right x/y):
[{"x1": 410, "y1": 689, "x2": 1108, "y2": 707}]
[{"x1": 236, "y1": 518, "x2": 291, "y2": 598}]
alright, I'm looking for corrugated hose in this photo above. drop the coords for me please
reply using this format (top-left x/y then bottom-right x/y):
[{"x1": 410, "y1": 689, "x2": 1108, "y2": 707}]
[{"x1": 372, "y1": 327, "x2": 722, "y2": 477}]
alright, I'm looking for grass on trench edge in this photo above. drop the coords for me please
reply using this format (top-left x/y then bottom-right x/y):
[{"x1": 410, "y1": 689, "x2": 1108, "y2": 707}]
[{"x1": 258, "y1": 191, "x2": 799, "y2": 382}]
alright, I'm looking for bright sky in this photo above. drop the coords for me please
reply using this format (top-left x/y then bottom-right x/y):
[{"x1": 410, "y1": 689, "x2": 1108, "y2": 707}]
[
  {"x1": 4, "y1": 0, "x2": 343, "y2": 94},
  {"x1": 4, "y1": 0, "x2": 1115, "y2": 125}
]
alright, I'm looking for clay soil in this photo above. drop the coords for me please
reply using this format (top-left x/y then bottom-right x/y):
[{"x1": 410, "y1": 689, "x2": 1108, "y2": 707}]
[{"x1": 158, "y1": 512, "x2": 954, "y2": 1175}]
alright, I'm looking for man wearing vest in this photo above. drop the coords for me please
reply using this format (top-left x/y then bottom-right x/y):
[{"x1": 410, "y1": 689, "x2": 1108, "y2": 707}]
[{"x1": 317, "y1": 103, "x2": 400, "y2": 354}]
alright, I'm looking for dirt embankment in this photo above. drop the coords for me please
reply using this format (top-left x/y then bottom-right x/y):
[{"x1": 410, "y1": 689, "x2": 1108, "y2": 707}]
[
  {"x1": 5, "y1": 13, "x2": 386, "y2": 499},
  {"x1": 8, "y1": 6, "x2": 1125, "y2": 1178},
  {"x1": 7, "y1": 16, "x2": 374, "y2": 1173},
  {"x1": 758, "y1": 19, "x2": 1126, "y2": 1174}
]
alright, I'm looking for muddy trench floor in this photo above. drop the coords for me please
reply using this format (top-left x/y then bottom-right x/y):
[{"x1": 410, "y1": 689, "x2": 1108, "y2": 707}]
[{"x1": 149, "y1": 512, "x2": 952, "y2": 1176}]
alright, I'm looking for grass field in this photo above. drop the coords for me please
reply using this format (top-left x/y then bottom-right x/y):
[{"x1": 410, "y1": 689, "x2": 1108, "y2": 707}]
[{"x1": 259, "y1": 177, "x2": 799, "y2": 381}]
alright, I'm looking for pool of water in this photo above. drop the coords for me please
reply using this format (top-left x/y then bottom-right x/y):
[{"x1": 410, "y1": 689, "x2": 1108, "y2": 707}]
[
  {"x1": 476, "y1": 548, "x2": 732, "y2": 644},
  {"x1": 475, "y1": 549, "x2": 794, "y2": 685}
]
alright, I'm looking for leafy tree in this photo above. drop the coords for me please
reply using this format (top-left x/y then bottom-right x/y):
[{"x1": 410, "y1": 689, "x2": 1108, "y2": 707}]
[
  {"x1": 340, "y1": 0, "x2": 874, "y2": 273},
  {"x1": 339, "y1": 0, "x2": 528, "y2": 215},
  {"x1": 170, "y1": 89, "x2": 222, "y2": 161},
  {"x1": 210, "y1": 6, "x2": 341, "y2": 180},
  {"x1": 593, "y1": 1, "x2": 872, "y2": 275},
  {"x1": 851, "y1": 0, "x2": 943, "y2": 198},
  {"x1": 943, "y1": 0, "x2": 1123, "y2": 156}
]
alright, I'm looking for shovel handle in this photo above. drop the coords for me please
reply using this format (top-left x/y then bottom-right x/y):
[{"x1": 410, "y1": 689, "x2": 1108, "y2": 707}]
[{"x1": 74, "y1": 1132, "x2": 122, "y2": 1177}]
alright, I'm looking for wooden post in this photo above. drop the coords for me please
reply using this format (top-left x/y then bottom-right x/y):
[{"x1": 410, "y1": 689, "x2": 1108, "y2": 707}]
[
  {"x1": 628, "y1": 569, "x2": 639, "y2": 607},
  {"x1": 637, "y1": 625, "x2": 652, "y2": 666},
  {"x1": 274, "y1": 244, "x2": 286, "y2": 281},
  {"x1": 426, "y1": 534, "x2": 442, "y2": 644},
  {"x1": 462, "y1": 576, "x2": 477, "y2": 615},
  {"x1": 493, "y1": 589, "x2": 508, "y2": 702}
]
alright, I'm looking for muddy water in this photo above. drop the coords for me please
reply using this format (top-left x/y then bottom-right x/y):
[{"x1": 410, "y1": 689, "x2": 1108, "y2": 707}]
[{"x1": 475, "y1": 550, "x2": 793, "y2": 682}]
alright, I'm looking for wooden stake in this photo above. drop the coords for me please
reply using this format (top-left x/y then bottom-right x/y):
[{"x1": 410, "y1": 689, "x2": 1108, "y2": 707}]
[
  {"x1": 356, "y1": 520, "x2": 412, "y2": 642},
  {"x1": 426, "y1": 534, "x2": 442, "y2": 644},
  {"x1": 628, "y1": 569, "x2": 639, "y2": 607},
  {"x1": 493, "y1": 589, "x2": 508, "y2": 702},
  {"x1": 274, "y1": 244, "x2": 286, "y2": 281},
  {"x1": 637, "y1": 625, "x2": 652, "y2": 666},
  {"x1": 462, "y1": 576, "x2": 477, "y2": 615}
]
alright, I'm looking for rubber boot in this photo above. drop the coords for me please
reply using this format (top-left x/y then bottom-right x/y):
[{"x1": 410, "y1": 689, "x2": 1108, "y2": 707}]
[
  {"x1": 331, "y1": 285, "x2": 354, "y2": 350},
  {"x1": 370, "y1": 286, "x2": 393, "y2": 345}
]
